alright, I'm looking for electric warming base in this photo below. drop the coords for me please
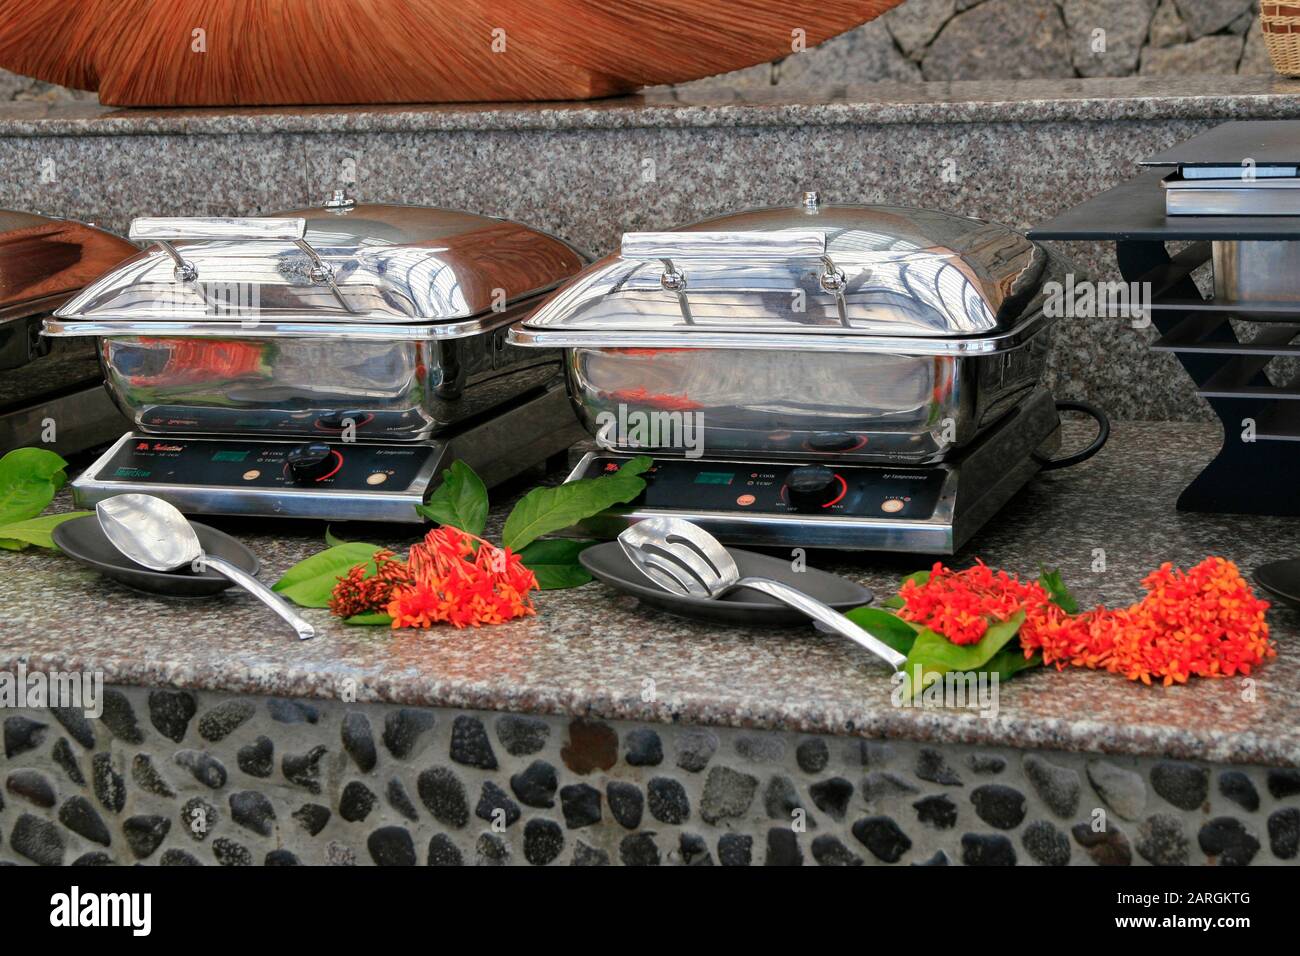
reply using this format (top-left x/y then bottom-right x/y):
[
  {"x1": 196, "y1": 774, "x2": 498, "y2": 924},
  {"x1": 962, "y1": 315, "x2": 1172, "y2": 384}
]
[
  {"x1": 69, "y1": 384, "x2": 585, "y2": 523},
  {"x1": 1032, "y1": 170, "x2": 1300, "y2": 517},
  {"x1": 560, "y1": 388, "x2": 1063, "y2": 555}
]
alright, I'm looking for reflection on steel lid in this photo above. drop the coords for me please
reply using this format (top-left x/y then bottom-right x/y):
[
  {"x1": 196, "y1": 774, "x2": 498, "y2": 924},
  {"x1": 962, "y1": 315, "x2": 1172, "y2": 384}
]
[
  {"x1": 55, "y1": 200, "x2": 586, "y2": 324},
  {"x1": 520, "y1": 199, "x2": 1058, "y2": 340}
]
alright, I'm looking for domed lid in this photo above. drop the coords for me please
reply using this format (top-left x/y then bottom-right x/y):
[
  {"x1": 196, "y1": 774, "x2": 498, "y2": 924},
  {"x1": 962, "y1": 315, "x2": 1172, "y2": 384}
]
[
  {"x1": 54, "y1": 192, "x2": 585, "y2": 325},
  {"x1": 514, "y1": 194, "x2": 1059, "y2": 352}
]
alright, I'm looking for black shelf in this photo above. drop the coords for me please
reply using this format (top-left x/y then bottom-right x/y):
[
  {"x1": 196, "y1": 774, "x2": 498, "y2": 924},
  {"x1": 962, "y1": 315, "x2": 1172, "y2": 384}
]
[
  {"x1": 1149, "y1": 299, "x2": 1300, "y2": 318},
  {"x1": 1141, "y1": 120, "x2": 1300, "y2": 168},
  {"x1": 1031, "y1": 148, "x2": 1300, "y2": 516},
  {"x1": 1152, "y1": 316, "x2": 1300, "y2": 355},
  {"x1": 1256, "y1": 403, "x2": 1300, "y2": 441},
  {"x1": 1198, "y1": 361, "x2": 1300, "y2": 400},
  {"x1": 1029, "y1": 171, "x2": 1300, "y2": 242}
]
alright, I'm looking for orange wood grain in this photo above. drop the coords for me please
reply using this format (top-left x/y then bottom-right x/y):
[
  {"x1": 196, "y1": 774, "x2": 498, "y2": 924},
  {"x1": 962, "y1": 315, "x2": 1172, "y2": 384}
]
[{"x1": 0, "y1": 0, "x2": 905, "y2": 106}]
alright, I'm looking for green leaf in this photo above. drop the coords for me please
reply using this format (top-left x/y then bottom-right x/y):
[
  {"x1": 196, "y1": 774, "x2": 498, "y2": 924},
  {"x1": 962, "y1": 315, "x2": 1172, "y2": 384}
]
[
  {"x1": 344, "y1": 612, "x2": 393, "y2": 626},
  {"x1": 900, "y1": 569, "x2": 932, "y2": 589},
  {"x1": 843, "y1": 606, "x2": 920, "y2": 656},
  {"x1": 881, "y1": 596, "x2": 904, "y2": 610},
  {"x1": 1038, "y1": 567, "x2": 1079, "y2": 614},
  {"x1": 985, "y1": 644, "x2": 1042, "y2": 681},
  {"x1": 517, "y1": 538, "x2": 598, "y2": 590},
  {"x1": 502, "y1": 456, "x2": 652, "y2": 552},
  {"x1": 272, "y1": 542, "x2": 381, "y2": 608},
  {"x1": 324, "y1": 525, "x2": 350, "y2": 547},
  {"x1": 0, "y1": 511, "x2": 91, "y2": 550},
  {"x1": 0, "y1": 447, "x2": 70, "y2": 525},
  {"x1": 415, "y1": 460, "x2": 489, "y2": 536},
  {"x1": 900, "y1": 612, "x2": 1026, "y2": 699}
]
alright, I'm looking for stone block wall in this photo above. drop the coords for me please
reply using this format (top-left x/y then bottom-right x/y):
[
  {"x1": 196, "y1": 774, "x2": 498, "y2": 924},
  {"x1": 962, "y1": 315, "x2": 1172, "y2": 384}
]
[
  {"x1": 0, "y1": 70, "x2": 94, "y2": 104},
  {"x1": 2, "y1": 685, "x2": 1297, "y2": 866},
  {"x1": 671, "y1": 0, "x2": 1273, "y2": 94}
]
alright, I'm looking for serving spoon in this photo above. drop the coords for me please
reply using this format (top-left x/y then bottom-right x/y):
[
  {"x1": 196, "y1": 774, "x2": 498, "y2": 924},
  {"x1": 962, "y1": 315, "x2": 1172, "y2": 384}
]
[
  {"x1": 95, "y1": 494, "x2": 316, "y2": 642},
  {"x1": 618, "y1": 516, "x2": 905, "y2": 671}
]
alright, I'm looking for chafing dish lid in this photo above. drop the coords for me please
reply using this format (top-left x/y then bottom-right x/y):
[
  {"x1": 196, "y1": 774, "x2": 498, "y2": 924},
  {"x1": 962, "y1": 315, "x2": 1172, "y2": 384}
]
[
  {"x1": 0, "y1": 210, "x2": 137, "y2": 323},
  {"x1": 53, "y1": 193, "x2": 585, "y2": 325},
  {"x1": 516, "y1": 195, "x2": 1054, "y2": 341}
]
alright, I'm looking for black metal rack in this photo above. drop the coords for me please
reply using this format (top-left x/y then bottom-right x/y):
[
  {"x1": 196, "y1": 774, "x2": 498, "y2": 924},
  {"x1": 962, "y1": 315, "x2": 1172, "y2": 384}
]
[{"x1": 1031, "y1": 168, "x2": 1300, "y2": 517}]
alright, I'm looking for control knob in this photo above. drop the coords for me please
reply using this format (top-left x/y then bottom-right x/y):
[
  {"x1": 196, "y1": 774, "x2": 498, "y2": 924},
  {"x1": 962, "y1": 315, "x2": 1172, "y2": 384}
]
[
  {"x1": 286, "y1": 442, "x2": 338, "y2": 483},
  {"x1": 785, "y1": 465, "x2": 842, "y2": 512}
]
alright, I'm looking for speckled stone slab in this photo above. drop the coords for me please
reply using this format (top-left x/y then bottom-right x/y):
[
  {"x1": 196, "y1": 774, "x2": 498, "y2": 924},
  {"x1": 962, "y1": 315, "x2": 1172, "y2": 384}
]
[
  {"x1": 2, "y1": 423, "x2": 1299, "y2": 767},
  {"x1": 3, "y1": 75, "x2": 1300, "y2": 135},
  {"x1": 3, "y1": 78, "x2": 1300, "y2": 420}
]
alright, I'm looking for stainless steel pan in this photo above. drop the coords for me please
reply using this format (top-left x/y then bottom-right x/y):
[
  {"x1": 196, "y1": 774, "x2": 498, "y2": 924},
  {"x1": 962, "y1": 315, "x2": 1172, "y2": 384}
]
[
  {"x1": 42, "y1": 196, "x2": 586, "y2": 441},
  {"x1": 510, "y1": 195, "x2": 1065, "y2": 465}
]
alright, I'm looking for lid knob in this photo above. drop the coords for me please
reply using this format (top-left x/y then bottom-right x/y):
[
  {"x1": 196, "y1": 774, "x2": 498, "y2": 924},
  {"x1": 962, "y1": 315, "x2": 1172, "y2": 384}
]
[
  {"x1": 801, "y1": 191, "x2": 821, "y2": 210},
  {"x1": 660, "y1": 265, "x2": 687, "y2": 293},
  {"x1": 324, "y1": 189, "x2": 356, "y2": 212}
]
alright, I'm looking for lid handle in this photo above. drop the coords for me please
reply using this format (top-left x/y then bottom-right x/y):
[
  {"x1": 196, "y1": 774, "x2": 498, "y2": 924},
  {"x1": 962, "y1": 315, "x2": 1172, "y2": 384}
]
[
  {"x1": 128, "y1": 217, "x2": 308, "y2": 242},
  {"x1": 621, "y1": 230, "x2": 827, "y2": 260},
  {"x1": 127, "y1": 217, "x2": 354, "y2": 314},
  {"x1": 622, "y1": 231, "x2": 847, "y2": 327}
]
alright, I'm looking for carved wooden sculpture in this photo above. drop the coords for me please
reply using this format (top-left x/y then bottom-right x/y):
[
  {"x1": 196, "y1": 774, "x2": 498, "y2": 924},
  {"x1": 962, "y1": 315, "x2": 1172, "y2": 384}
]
[{"x1": 0, "y1": 0, "x2": 905, "y2": 106}]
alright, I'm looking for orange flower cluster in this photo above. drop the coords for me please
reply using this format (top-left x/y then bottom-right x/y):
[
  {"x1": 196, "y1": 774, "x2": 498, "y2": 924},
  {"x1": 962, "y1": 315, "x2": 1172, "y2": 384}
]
[
  {"x1": 899, "y1": 557, "x2": 1274, "y2": 686},
  {"x1": 329, "y1": 527, "x2": 538, "y2": 629},
  {"x1": 330, "y1": 549, "x2": 411, "y2": 618},
  {"x1": 898, "y1": 560, "x2": 1054, "y2": 645},
  {"x1": 1019, "y1": 558, "x2": 1274, "y2": 686}
]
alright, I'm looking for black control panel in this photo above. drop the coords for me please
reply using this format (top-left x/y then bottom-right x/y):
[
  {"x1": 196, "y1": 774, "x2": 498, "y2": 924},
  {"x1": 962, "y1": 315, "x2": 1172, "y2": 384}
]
[
  {"x1": 578, "y1": 456, "x2": 947, "y2": 520},
  {"x1": 95, "y1": 437, "x2": 437, "y2": 492}
]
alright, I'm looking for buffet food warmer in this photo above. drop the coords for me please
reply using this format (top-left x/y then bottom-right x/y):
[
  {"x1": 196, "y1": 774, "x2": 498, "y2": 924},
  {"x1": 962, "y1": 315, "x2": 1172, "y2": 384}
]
[
  {"x1": 1031, "y1": 120, "x2": 1300, "y2": 517},
  {"x1": 45, "y1": 193, "x2": 588, "y2": 522},
  {"x1": 0, "y1": 210, "x2": 138, "y2": 455},
  {"x1": 510, "y1": 193, "x2": 1107, "y2": 553}
]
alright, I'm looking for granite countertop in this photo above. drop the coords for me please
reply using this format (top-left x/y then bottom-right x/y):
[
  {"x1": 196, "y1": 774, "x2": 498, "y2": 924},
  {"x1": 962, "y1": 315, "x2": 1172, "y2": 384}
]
[
  {"x1": 3, "y1": 76, "x2": 1300, "y2": 136},
  {"x1": 2, "y1": 421, "x2": 1299, "y2": 767}
]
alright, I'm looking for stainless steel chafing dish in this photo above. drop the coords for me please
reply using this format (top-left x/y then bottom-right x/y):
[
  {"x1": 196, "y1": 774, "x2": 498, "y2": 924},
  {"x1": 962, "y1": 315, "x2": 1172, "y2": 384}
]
[
  {"x1": 510, "y1": 193, "x2": 1065, "y2": 465},
  {"x1": 1, "y1": 210, "x2": 137, "y2": 454},
  {"x1": 44, "y1": 192, "x2": 586, "y2": 441}
]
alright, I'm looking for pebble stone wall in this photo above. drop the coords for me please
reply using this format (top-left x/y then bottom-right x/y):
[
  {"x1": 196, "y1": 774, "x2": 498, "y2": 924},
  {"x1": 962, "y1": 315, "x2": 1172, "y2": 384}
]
[{"x1": 1, "y1": 686, "x2": 1297, "y2": 866}]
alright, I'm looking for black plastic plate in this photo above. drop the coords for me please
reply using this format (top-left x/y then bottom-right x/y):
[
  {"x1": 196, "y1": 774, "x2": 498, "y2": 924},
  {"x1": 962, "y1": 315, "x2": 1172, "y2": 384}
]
[
  {"x1": 579, "y1": 540, "x2": 872, "y2": 626},
  {"x1": 53, "y1": 515, "x2": 261, "y2": 599},
  {"x1": 1255, "y1": 559, "x2": 1300, "y2": 612}
]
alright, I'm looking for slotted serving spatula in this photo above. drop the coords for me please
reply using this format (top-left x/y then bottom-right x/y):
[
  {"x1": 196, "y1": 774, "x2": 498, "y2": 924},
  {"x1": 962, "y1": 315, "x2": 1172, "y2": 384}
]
[{"x1": 618, "y1": 516, "x2": 904, "y2": 670}]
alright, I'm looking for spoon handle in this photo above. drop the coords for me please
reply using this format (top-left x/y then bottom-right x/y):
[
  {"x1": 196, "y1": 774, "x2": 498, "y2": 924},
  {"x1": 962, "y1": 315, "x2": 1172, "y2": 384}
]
[
  {"x1": 203, "y1": 554, "x2": 317, "y2": 642},
  {"x1": 733, "y1": 576, "x2": 906, "y2": 671}
]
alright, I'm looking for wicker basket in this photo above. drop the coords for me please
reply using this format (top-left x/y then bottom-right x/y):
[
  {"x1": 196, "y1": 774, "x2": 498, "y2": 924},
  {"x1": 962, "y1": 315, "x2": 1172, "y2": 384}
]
[{"x1": 1263, "y1": 4, "x2": 1300, "y2": 76}]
